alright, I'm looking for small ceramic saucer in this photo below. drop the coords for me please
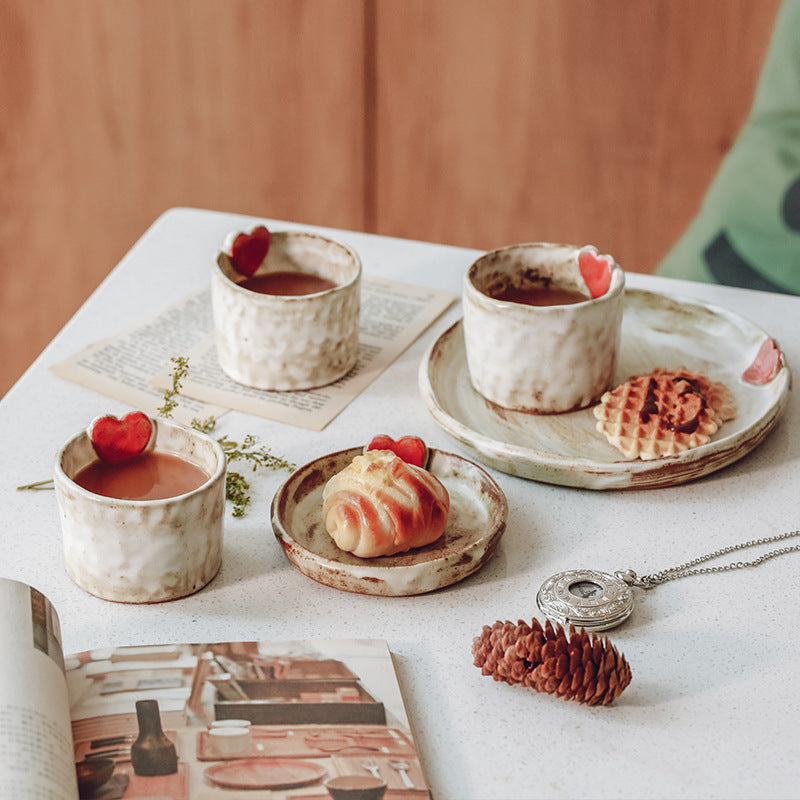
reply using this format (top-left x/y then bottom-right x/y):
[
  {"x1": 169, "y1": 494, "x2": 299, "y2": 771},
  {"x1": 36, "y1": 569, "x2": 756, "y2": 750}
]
[{"x1": 271, "y1": 447, "x2": 507, "y2": 596}]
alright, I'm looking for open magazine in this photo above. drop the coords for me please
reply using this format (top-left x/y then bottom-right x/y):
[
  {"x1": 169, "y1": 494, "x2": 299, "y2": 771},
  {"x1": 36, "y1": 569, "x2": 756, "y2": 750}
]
[{"x1": 0, "y1": 578, "x2": 430, "y2": 799}]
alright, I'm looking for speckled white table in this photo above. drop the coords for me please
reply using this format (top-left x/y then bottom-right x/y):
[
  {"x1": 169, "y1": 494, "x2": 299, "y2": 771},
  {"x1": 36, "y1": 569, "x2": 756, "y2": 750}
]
[{"x1": 2, "y1": 208, "x2": 799, "y2": 800}]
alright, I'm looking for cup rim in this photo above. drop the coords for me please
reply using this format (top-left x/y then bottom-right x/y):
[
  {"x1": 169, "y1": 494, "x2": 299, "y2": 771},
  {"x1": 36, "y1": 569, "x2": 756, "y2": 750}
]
[
  {"x1": 324, "y1": 774, "x2": 388, "y2": 789},
  {"x1": 209, "y1": 719, "x2": 252, "y2": 728},
  {"x1": 215, "y1": 229, "x2": 362, "y2": 298},
  {"x1": 208, "y1": 726, "x2": 251, "y2": 737},
  {"x1": 465, "y1": 241, "x2": 624, "y2": 308},
  {"x1": 53, "y1": 417, "x2": 226, "y2": 506}
]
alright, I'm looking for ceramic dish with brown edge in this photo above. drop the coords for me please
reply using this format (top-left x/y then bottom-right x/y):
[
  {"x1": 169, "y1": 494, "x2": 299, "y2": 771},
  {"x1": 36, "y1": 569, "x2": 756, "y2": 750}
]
[
  {"x1": 419, "y1": 288, "x2": 791, "y2": 490},
  {"x1": 204, "y1": 757, "x2": 327, "y2": 790},
  {"x1": 271, "y1": 447, "x2": 507, "y2": 596}
]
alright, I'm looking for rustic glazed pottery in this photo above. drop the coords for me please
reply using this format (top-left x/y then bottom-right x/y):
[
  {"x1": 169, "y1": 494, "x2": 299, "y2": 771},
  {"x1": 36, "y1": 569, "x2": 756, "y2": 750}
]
[
  {"x1": 272, "y1": 447, "x2": 507, "y2": 596},
  {"x1": 131, "y1": 699, "x2": 179, "y2": 776},
  {"x1": 75, "y1": 758, "x2": 115, "y2": 797},
  {"x1": 54, "y1": 418, "x2": 226, "y2": 603},
  {"x1": 420, "y1": 288, "x2": 791, "y2": 489},
  {"x1": 462, "y1": 242, "x2": 625, "y2": 414},
  {"x1": 325, "y1": 774, "x2": 388, "y2": 800},
  {"x1": 212, "y1": 230, "x2": 361, "y2": 391}
]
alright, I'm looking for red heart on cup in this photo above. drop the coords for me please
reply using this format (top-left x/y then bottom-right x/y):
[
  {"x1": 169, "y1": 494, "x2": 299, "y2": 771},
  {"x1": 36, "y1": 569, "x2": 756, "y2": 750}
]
[
  {"x1": 578, "y1": 246, "x2": 613, "y2": 298},
  {"x1": 366, "y1": 435, "x2": 428, "y2": 468},
  {"x1": 89, "y1": 412, "x2": 155, "y2": 463},
  {"x1": 230, "y1": 225, "x2": 271, "y2": 277},
  {"x1": 742, "y1": 338, "x2": 781, "y2": 385}
]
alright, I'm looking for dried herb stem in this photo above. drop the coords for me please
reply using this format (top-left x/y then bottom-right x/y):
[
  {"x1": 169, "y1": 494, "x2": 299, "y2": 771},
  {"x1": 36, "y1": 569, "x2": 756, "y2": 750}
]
[
  {"x1": 157, "y1": 355, "x2": 190, "y2": 418},
  {"x1": 17, "y1": 479, "x2": 55, "y2": 491},
  {"x1": 225, "y1": 472, "x2": 251, "y2": 518},
  {"x1": 216, "y1": 434, "x2": 295, "y2": 473},
  {"x1": 190, "y1": 416, "x2": 218, "y2": 435}
]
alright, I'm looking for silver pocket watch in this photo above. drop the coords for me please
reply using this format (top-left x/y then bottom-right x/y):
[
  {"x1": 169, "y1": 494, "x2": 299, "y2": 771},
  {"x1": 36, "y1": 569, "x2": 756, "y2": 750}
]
[
  {"x1": 536, "y1": 569, "x2": 634, "y2": 631},
  {"x1": 536, "y1": 530, "x2": 800, "y2": 631}
]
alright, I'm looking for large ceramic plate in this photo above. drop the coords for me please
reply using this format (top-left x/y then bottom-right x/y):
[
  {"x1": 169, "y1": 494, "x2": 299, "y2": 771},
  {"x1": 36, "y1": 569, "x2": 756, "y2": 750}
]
[
  {"x1": 204, "y1": 758, "x2": 327, "y2": 789},
  {"x1": 271, "y1": 447, "x2": 507, "y2": 595},
  {"x1": 419, "y1": 289, "x2": 791, "y2": 490}
]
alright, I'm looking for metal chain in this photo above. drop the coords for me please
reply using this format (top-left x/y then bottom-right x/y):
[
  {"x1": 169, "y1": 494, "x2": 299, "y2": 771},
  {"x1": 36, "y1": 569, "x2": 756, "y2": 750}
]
[{"x1": 621, "y1": 529, "x2": 800, "y2": 589}]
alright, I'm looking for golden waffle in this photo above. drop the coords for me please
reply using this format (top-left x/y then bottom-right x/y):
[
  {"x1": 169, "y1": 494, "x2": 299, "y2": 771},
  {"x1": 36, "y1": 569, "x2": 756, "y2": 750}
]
[
  {"x1": 593, "y1": 368, "x2": 736, "y2": 460},
  {"x1": 646, "y1": 367, "x2": 737, "y2": 423}
]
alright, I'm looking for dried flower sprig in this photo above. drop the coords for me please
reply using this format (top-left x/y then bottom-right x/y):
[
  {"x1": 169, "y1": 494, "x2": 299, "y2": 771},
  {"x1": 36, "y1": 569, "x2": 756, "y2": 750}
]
[
  {"x1": 157, "y1": 356, "x2": 190, "y2": 418},
  {"x1": 18, "y1": 357, "x2": 295, "y2": 517},
  {"x1": 225, "y1": 472, "x2": 252, "y2": 518},
  {"x1": 17, "y1": 479, "x2": 55, "y2": 491},
  {"x1": 190, "y1": 416, "x2": 218, "y2": 435},
  {"x1": 157, "y1": 358, "x2": 295, "y2": 517},
  {"x1": 217, "y1": 434, "x2": 295, "y2": 474}
]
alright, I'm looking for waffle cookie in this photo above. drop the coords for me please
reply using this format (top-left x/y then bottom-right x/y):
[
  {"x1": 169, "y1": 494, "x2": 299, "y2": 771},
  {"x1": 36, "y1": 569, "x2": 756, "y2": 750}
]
[
  {"x1": 647, "y1": 368, "x2": 737, "y2": 423},
  {"x1": 593, "y1": 368, "x2": 737, "y2": 460}
]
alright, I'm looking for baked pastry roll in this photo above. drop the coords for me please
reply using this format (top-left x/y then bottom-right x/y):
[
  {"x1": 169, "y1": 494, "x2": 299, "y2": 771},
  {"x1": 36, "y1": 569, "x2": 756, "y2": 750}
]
[{"x1": 322, "y1": 450, "x2": 450, "y2": 557}]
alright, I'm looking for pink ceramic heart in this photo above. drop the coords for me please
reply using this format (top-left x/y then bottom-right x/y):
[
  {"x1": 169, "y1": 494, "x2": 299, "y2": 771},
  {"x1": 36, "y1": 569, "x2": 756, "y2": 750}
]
[
  {"x1": 366, "y1": 435, "x2": 428, "y2": 468},
  {"x1": 89, "y1": 412, "x2": 155, "y2": 463},
  {"x1": 230, "y1": 225, "x2": 271, "y2": 277},
  {"x1": 742, "y1": 338, "x2": 781, "y2": 385},
  {"x1": 578, "y1": 246, "x2": 613, "y2": 298}
]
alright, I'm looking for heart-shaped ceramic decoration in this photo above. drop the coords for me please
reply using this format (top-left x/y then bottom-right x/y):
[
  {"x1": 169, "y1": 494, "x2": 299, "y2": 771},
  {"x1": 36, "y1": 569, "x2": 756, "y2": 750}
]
[
  {"x1": 88, "y1": 411, "x2": 156, "y2": 463},
  {"x1": 578, "y1": 246, "x2": 613, "y2": 298},
  {"x1": 366, "y1": 435, "x2": 428, "y2": 468},
  {"x1": 742, "y1": 338, "x2": 781, "y2": 385},
  {"x1": 230, "y1": 225, "x2": 271, "y2": 277}
]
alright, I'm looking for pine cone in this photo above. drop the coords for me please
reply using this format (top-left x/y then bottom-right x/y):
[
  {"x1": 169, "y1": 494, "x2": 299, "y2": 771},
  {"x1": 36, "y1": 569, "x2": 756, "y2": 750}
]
[{"x1": 472, "y1": 617, "x2": 631, "y2": 705}]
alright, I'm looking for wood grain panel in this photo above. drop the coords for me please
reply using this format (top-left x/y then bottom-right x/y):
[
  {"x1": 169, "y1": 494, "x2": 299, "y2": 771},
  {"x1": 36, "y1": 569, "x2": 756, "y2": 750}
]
[
  {"x1": 0, "y1": 0, "x2": 366, "y2": 396},
  {"x1": 373, "y1": 0, "x2": 780, "y2": 271},
  {"x1": 0, "y1": 0, "x2": 782, "y2": 398}
]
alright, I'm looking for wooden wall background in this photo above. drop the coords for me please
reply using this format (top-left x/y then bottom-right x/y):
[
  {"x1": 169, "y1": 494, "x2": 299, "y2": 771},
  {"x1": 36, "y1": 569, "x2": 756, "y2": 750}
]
[{"x1": 0, "y1": 0, "x2": 781, "y2": 397}]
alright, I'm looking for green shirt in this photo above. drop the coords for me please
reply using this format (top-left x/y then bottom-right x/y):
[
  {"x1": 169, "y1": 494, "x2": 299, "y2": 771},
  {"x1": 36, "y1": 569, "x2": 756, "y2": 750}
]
[{"x1": 657, "y1": 0, "x2": 800, "y2": 295}]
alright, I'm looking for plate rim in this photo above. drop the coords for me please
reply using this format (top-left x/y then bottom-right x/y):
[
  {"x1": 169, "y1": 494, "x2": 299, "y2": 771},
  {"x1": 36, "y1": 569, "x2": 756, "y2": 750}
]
[
  {"x1": 418, "y1": 288, "x2": 791, "y2": 490},
  {"x1": 203, "y1": 757, "x2": 328, "y2": 789},
  {"x1": 271, "y1": 446, "x2": 508, "y2": 595}
]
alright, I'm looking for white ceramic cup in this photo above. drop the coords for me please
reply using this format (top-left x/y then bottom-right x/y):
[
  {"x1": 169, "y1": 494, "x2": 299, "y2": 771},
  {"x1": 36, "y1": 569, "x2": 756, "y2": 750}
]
[
  {"x1": 211, "y1": 230, "x2": 361, "y2": 391},
  {"x1": 208, "y1": 726, "x2": 252, "y2": 756},
  {"x1": 54, "y1": 419, "x2": 226, "y2": 603},
  {"x1": 462, "y1": 242, "x2": 625, "y2": 413}
]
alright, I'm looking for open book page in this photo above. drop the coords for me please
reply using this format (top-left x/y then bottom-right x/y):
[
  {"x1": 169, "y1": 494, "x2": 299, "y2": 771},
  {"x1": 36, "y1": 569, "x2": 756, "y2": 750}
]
[
  {"x1": 0, "y1": 578, "x2": 78, "y2": 800},
  {"x1": 150, "y1": 277, "x2": 455, "y2": 431},
  {"x1": 51, "y1": 277, "x2": 455, "y2": 432},
  {"x1": 49, "y1": 289, "x2": 228, "y2": 427},
  {"x1": 65, "y1": 639, "x2": 430, "y2": 798}
]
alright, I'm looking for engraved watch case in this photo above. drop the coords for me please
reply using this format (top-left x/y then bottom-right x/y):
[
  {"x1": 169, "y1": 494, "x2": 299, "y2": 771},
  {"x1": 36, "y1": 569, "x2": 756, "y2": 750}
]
[{"x1": 536, "y1": 569, "x2": 634, "y2": 631}]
